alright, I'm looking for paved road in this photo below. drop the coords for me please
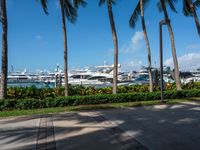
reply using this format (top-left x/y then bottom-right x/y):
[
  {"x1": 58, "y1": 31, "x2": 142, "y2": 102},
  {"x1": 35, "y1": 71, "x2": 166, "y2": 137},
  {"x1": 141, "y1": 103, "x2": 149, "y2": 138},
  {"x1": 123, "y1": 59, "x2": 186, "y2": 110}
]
[
  {"x1": 0, "y1": 115, "x2": 40, "y2": 150},
  {"x1": 0, "y1": 101, "x2": 200, "y2": 150}
]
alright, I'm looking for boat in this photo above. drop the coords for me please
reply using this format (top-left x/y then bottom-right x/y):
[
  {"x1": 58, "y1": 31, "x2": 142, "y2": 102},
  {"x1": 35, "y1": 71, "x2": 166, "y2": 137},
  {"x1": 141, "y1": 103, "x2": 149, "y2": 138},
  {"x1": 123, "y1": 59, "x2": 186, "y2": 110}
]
[{"x1": 8, "y1": 70, "x2": 34, "y2": 83}]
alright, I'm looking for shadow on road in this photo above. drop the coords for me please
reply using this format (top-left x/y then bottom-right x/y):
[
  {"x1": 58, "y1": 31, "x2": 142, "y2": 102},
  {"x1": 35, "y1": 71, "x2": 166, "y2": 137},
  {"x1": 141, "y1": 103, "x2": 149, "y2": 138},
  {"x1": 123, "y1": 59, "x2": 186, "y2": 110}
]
[{"x1": 0, "y1": 101, "x2": 199, "y2": 150}]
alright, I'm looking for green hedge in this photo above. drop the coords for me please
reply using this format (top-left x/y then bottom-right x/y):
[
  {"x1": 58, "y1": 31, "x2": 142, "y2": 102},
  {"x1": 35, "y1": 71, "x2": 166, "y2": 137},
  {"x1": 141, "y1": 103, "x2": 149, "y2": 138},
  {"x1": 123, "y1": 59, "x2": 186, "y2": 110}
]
[
  {"x1": 6, "y1": 82, "x2": 200, "y2": 99},
  {"x1": 1, "y1": 89, "x2": 200, "y2": 111}
]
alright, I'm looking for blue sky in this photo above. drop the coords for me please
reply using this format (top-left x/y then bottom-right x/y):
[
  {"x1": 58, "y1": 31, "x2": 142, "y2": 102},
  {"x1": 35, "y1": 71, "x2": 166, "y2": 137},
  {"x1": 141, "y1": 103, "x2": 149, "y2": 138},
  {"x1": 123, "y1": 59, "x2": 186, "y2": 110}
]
[{"x1": 1, "y1": 0, "x2": 200, "y2": 72}]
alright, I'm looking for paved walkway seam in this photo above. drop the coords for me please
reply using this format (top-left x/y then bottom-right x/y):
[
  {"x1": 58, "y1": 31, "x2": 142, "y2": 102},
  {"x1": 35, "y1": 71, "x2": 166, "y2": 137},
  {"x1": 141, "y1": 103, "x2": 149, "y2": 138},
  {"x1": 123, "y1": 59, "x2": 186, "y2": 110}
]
[{"x1": 36, "y1": 114, "x2": 56, "y2": 150}]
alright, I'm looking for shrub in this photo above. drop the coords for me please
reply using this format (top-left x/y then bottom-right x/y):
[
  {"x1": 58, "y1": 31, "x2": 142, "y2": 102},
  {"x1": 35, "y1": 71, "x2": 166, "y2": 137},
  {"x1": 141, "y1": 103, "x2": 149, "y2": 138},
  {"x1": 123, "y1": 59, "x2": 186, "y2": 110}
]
[
  {"x1": 0, "y1": 89, "x2": 200, "y2": 111},
  {"x1": 5, "y1": 82, "x2": 200, "y2": 99}
]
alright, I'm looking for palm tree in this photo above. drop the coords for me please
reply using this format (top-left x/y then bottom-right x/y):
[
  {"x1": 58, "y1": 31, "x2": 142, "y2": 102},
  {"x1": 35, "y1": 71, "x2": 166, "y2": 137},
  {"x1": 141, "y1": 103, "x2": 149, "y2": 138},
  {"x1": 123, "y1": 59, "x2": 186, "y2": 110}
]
[
  {"x1": 0, "y1": 0, "x2": 8, "y2": 99},
  {"x1": 158, "y1": 0, "x2": 182, "y2": 90},
  {"x1": 99, "y1": 0, "x2": 118, "y2": 94},
  {"x1": 39, "y1": 0, "x2": 86, "y2": 96},
  {"x1": 182, "y1": 0, "x2": 200, "y2": 36},
  {"x1": 129, "y1": 0, "x2": 153, "y2": 92}
]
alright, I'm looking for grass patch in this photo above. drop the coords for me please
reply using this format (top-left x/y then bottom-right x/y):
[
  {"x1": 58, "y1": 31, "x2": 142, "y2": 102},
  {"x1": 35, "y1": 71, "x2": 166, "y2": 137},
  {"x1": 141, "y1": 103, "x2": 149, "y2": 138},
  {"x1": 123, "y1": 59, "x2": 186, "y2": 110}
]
[{"x1": 0, "y1": 97, "x2": 199, "y2": 118}]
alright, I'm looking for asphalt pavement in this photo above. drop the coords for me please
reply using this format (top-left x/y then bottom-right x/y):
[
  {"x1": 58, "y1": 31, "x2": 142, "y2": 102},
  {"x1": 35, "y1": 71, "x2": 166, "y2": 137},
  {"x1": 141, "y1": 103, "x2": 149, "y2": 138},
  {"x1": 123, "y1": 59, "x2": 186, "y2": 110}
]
[{"x1": 0, "y1": 101, "x2": 200, "y2": 150}]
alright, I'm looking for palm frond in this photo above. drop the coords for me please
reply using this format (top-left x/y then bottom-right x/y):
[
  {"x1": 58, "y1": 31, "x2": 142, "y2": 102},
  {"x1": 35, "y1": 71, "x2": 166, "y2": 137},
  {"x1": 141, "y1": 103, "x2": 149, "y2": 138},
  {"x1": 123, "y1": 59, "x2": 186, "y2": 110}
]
[
  {"x1": 129, "y1": 1, "x2": 140, "y2": 28},
  {"x1": 157, "y1": 0, "x2": 177, "y2": 13},
  {"x1": 99, "y1": 0, "x2": 116, "y2": 6},
  {"x1": 166, "y1": 0, "x2": 178, "y2": 13},
  {"x1": 143, "y1": 0, "x2": 150, "y2": 8},
  {"x1": 0, "y1": 0, "x2": 2, "y2": 22},
  {"x1": 194, "y1": 0, "x2": 200, "y2": 7},
  {"x1": 61, "y1": 0, "x2": 86, "y2": 24},
  {"x1": 63, "y1": 0, "x2": 77, "y2": 23},
  {"x1": 73, "y1": 0, "x2": 87, "y2": 8},
  {"x1": 182, "y1": 0, "x2": 193, "y2": 16},
  {"x1": 40, "y1": 0, "x2": 48, "y2": 14},
  {"x1": 99, "y1": 0, "x2": 107, "y2": 6},
  {"x1": 157, "y1": 1, "x2": 163, "y2": 12},
  {"x1": 110, "y1": 0, "x2": 116, "y2": 5},
  {"x1": 129, "y1": 0, "x2": 150, "y2": 29}
]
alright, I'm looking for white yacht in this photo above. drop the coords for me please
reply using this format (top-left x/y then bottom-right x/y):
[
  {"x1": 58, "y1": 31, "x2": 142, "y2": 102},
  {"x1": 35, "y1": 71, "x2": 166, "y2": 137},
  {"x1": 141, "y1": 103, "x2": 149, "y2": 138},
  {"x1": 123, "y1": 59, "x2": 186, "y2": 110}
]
[
  {"x1": 68, "y1": 71, "x2": 94, "y2": 85},
  {"x1": 67, "y1": 64, "x2": 121, "y2": 87},
  {"x1": 79, "y1": 73, "x2": 113, "y2": 86},
  {"x1": 184, "y1": 72, "x2": 200, "y2": 83},
  {"x1": 8, "y1": 70, "x2": 34, "y2": 83}
]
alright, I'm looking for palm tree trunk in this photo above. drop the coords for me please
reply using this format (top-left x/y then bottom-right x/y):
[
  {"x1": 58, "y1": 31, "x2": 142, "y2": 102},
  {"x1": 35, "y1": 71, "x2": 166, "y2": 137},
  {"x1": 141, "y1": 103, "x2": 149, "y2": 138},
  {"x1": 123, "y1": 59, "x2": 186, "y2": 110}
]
[
  {"x1": 187, "y1": 0, "x2": 200, "y2": 36},
  {"x1": 60, "y1": 0, "x2": 69, "y2": 96},
  {"x1": 192, "y1": 9, "x2": 200, "y2": 36},
  {"x1": 160, "y1": 0, "x2": 182, "y2": 91},
  {"x1": 192, "y1": 10, "x2": 200, "y2": 36},
  {"x1": 0, "y1": 0, "x2": 8, "y2": 99},
  {"x1": 107, "y1": 0, "x2": 118, "y2": 94},
  {"x1": 140, "y1": 0, "x2": 153, "y2": 92}
]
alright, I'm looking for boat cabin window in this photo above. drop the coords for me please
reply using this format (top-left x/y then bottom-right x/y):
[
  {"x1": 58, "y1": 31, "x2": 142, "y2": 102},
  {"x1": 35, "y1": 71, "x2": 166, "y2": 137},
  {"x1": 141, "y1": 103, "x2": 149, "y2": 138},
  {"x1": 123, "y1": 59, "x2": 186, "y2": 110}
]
[
  {"x1": 88, "y1": 76, "x2": 106, "y2": 80},
  {"x1": 71, "y1": 75, "x2": 81, "y2": 79},
  {"x1": 71, "y1": 75, "x2": 91, "y2": 79},
  {"x1": 82, "y1": 75, "x2": 91, "y2": 79}
]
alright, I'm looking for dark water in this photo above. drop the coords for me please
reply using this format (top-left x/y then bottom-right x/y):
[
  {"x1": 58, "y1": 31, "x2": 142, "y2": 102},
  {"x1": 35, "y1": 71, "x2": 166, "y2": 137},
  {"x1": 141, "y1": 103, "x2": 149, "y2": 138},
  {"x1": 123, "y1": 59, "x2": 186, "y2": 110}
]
[
  {"x1": 8, "y1": 82, "x2": 55, "y2": 88},
  {"x1": 7, "y1": 82, "x2": 113, "y2": 89}
]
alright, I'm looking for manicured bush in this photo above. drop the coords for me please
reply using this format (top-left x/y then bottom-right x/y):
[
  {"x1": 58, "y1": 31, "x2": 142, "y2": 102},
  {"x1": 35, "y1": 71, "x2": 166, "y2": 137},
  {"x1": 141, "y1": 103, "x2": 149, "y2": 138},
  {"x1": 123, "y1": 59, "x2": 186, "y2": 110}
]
[
  {"x1": 0, "y1": 89, "x2": 200, "y2": 111},
  {"x1": 5, "y1": 82, "x2": 200, "y2": 99}
]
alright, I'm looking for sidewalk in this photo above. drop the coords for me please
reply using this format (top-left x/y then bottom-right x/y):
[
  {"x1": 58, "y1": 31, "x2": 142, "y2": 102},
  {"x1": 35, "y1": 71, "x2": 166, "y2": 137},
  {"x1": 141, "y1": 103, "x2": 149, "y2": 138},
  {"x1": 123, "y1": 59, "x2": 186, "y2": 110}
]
[
  {"x1": 0, "y1": 115, "x2": 40, "y2": 150},
  {"x1": 0, "y1": 101, "x2": 200, "y2": 150}
]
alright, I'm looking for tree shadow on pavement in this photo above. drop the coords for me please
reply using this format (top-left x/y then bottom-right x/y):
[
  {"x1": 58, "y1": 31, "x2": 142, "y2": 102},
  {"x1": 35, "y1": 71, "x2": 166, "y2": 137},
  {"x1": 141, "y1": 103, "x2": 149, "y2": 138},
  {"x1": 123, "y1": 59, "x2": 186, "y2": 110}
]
[{"x1": 0, "y1": 101, "x2": 199, "y2": 150}]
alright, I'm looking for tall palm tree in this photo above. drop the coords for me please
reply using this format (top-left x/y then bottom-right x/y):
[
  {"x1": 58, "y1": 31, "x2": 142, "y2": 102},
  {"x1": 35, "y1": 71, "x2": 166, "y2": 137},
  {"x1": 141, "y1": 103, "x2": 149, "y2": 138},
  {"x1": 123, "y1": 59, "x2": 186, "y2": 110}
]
[
  {"x1": 39, "y1": 0, "x2": 86, "y2": 96},
  {"x1": 0, "y1": 0, "x2": 8, "y2": 99},
  {"x1": 158, "y1": 0, "x2": 182, "y2": 90},
  {"x1": 99, "y1": 0, "x2": 118, "y2": 94},
  {"x1": 129, "y1": 0, "x2": 153, "y2": 92},
  {"x1": 182, "y1": 0, "x2": 200, "y2": 36}
]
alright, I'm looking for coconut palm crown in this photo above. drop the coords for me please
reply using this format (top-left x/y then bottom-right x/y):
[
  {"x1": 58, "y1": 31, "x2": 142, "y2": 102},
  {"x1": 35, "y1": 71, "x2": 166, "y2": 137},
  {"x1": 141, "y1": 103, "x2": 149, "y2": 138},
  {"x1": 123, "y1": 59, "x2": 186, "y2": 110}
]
[
  {"x1": 158, "y1": 0, "x2": 200, "y2": 22},
  {"x1": 129, "y1": 0, "x2": 150, "y2": 28},
  {"x1": 39, "y1": 0, "x2": 86, "y2": 23},
  {"x1": 182, "y1": 0, "x2": 200, "y2": 36},
  {"x1": 157, "y1": 0, "x2": 178, "y2": 14},
  {"x1": 183, "y1": 0, "x2": 200, "y2": 16},
  {"x1": 39, "y1": 0, "x2": 86, "y2": 96}
]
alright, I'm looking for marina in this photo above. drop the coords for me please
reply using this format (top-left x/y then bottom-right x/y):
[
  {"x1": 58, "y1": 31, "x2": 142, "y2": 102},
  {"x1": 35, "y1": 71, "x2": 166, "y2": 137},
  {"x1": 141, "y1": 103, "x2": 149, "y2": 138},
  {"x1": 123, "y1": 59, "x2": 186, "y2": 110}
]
[{"x1": 5, "y1": 64, "x2": 200, "y2": 88}]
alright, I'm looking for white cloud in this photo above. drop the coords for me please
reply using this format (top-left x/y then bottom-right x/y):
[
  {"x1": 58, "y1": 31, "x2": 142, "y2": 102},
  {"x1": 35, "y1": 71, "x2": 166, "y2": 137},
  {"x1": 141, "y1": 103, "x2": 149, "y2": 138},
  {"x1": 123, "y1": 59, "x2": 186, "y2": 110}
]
[
  {"x1": 120, "y1": 31, "x2": 144, "y2": 53},
  {"x1": 132, "y1": 31, "x2": 144, "y2": 45},
  {"x1": 186, "y1": 44, "x2": 200, "y2": 50},
  {"x1": 122, "y1": 60, "x2": 143, "y2": 71},
  {"x1": 165, "y1": 53, "x2": 200, "y2": 71},
  {"x1": 36, "y1": 35, "x2": 44, "y2": 40}
]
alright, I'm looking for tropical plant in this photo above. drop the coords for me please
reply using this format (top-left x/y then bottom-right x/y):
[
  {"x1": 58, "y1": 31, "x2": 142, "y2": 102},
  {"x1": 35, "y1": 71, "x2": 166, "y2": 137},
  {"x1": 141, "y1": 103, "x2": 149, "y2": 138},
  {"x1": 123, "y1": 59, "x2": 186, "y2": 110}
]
[
  {"x1": 5, "y1": 82, "x2": 200, "y2": 99},
  {"x1": 157, "y1": 0, "x2": 182, "y2": 90},
  {"x1": 129, "y1": 0, "x2": 153, "y2": 92},
  {"x1": 0, "y1": 0, "x2": 8, "y2": 99},
  {"x1": 182, "y1": 0, "x2": 200, "y2": 36},
  {"x1": 39, "y1": 0, "x2": 86, "y2": 96},
  {"x1": 99, "y1": 0, "x2": 119, "y2": 94},
  {"x1": 2, "y1": 89, "x2": 200, "y2": 111}
]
